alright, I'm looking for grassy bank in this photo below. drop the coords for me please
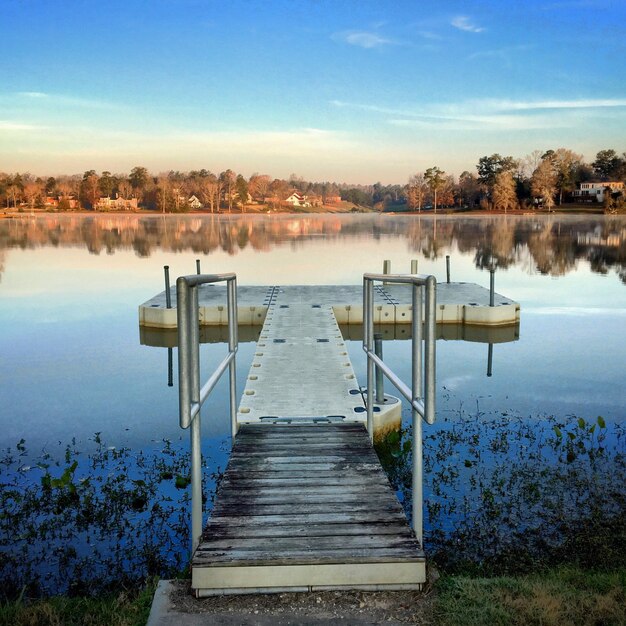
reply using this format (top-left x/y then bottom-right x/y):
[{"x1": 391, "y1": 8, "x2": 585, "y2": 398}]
[
  {"x1": 0, "y1": 579, "x2": 157, "y2": 626},
  {"x1": 435, "y1": 567, "x2": 626, "y2": 625},
  {"x1": 2, "y1": 567, "x2": 624, "y2": 625}
]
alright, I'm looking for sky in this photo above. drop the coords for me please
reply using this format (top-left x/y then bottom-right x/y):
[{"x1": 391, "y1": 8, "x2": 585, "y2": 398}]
[{"x1": 1, "y1": 0, "x2": 625, "y2": 183}]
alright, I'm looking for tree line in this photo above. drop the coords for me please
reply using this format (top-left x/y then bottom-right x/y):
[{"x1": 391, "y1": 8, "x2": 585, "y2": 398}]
[{"x1": 1, "y1": 148, "x2": 624, "y2": 213}]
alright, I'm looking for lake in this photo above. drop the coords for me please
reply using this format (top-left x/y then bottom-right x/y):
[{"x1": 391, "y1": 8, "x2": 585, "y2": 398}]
[
  {"x1": 1, "y1": 213, "x2": 624, "y2": 450},
  {"x1": 1, "y1": 212, "x2": 625, "y2": 592}
]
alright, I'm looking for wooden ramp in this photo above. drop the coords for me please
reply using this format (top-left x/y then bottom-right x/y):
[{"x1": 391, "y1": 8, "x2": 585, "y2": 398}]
[{"x1": 192, "y1": 423, "x2": 425, "y2": 596}]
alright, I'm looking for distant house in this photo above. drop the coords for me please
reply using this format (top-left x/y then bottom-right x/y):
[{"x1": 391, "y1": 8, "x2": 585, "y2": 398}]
[
  {"x1": 285, "y1": 192, "x2": 308, "y2": 207},
  {"x1": 188, "y1": 195, "x2": 202, "y2": 209},
  {"x1": 95, "y1": 196, "x2": 138, "y2": 211},
  {"x1": 572, "y1": 181, "x2": 624, "y2": 203},
  {"x1": 45, "y1": 195, "x2": 79, "y2": 209},
  {"x1": 324, "y1": 195, "x2": 342, "y2": 205},
  {"x1": 285, "y1": 191, "x2": 322, "y2": 208}
]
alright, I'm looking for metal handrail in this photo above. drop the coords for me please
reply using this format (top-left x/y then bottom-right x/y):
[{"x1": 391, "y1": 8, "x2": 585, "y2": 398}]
[
  {"x1": 362, "y1": 272, "x2": 436, "y2": 545},
  {"x1": 177, "y1": 272, "x2": 238, "y2": 552}
]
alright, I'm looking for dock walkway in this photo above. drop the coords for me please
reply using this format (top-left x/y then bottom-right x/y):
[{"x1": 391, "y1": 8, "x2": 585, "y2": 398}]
[
  {"x1": 158, "y1": 275, "x2": 518, "y2": 596},
  {"x1": 192, "y1": 423, "x2": 425, "y2": 595}
]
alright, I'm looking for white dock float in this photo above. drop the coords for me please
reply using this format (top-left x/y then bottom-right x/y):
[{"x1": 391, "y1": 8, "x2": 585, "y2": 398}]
[{"x1": 138, "y1": 283, "x2": 520, "y2": 329}]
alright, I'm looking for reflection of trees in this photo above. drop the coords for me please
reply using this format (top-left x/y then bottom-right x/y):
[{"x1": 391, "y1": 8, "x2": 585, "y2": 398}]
[
  {"x1": 473, "y1": 218, "x2": 519, "y2": 269},
  {"x1": 0, "y1": 214, "x2": 624, "y2": 283}
]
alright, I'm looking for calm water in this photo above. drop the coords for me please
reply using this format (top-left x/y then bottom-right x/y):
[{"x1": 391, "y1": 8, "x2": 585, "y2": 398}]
[{"x1": 0, "y1": 213, "x2": 625, "y2": 452}]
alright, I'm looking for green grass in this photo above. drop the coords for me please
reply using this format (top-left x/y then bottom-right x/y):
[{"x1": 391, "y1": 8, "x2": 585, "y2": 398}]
[
  {"x1": 0, "y1": 579, "x2": 157, "y2": 626},
  {"x1": 434, "y1": 567, "x2": 626, "y2": 626}
]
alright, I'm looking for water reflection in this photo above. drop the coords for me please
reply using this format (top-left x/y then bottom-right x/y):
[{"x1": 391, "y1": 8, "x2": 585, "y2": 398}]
[{"x1": 1, "y1": 214, "x2": 625, "y2": 282}]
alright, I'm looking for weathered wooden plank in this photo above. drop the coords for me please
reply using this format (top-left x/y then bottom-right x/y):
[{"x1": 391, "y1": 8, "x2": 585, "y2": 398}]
[
  {"x1": 218, "y1": 476, "x2": 392, "y2": 489},
  {"x1": 223, "y1": 467, "x2": 384, "y2": 479},
  {"x1": 224, "y1": 460, "x2": 376, "y2": 474},
  {"x1": 212, "y1": 502, "x2": 404, "y2": 517},
  {"x1": 216, "y1": 492, "x2": 393, "y2": 506},
  {"x1": 198, "y1": 534, "x2": 420, "y2": 553},
  {"x1": 193, "y1": 547, "x2": 424, "y2": 567},
  {"x1": 202, "y1": 522, "x2": 414, "y2": 540},
  {"x1": 216, "y1": 484, "x2": 393, "y2": 499},
  {"x1": 205, "y1": 511, "x2": 408, "y2": 527},
  {"x1": 193, "y1": 422, "x2": 423, "y2": 592}
]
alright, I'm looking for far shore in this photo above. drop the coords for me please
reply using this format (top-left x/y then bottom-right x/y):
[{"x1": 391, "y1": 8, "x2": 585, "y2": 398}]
[{"x1": 0, "y1": 203, "x2": 611, "y2": 219}]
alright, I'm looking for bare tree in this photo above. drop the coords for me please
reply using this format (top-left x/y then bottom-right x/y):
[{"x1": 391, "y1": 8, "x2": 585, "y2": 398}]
[
  {"x1": 248, "y1": 174, "x2": 271, "y2": 202},
  {"x1": 220, "y1": 169, "x2": 236, "y2": 213},
  {"x1": 407, "y1": 173, "x2": 428, "y2": 211}
]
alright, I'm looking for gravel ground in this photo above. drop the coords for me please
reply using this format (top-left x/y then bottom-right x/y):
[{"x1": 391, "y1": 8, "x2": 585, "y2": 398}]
[{"x1": 167, "y1": 573, "x2": 438, "y2": 625}]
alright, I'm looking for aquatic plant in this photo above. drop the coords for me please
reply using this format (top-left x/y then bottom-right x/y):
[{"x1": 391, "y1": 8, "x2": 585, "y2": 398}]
[
  {"x1": 376, "y1": 407, "x2": 625, "y2": 576},
  {"x1": 0, "y1": 435, "x2": 224, "y2": 599}
]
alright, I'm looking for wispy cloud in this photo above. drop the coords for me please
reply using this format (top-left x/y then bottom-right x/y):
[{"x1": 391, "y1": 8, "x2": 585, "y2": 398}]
[
  {"x1": 417, "y1": 30, "x2": 442, "y2": 40},
  {"x1": 488, "y1": 98, "x2": 626, "y2": 110},
  {"x1": 451, "y1": 15, "x2": 485, "y2": 33},
  {"x1": 333, "y1": 30, "x2": 395, "y2": 48},
  {"x1": 468, "y1": 44, "x2": 533, "y2": 62},
  {"x1": 15, "y1": 91, "x2": 124, "y2": 110},
  {"x1": 330, "y1": 97, "x2": 626, "y2": 131},
  {"x1": 0, "y1": 120, "x2": 42, "y2": 131}
]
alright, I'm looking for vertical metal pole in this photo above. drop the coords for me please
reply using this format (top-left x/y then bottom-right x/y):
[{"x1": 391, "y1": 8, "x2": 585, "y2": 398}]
[
  {"x1": 487, "y1": 343, "x2": 493, "y2": 377},
  {"x1": 374, "y1": 333, "x2": 384, "y2": 403},
  {"x1": 164, "y1": 265, "x2": 172, "y2": 309},
  {"x1": 196, "y1": 259, "x2": 201, "y2": 275},
  {"x1": 411, "y1": 259, "x2": 418, "y2": 274},
  {"x1": 489, "y1": 267, "x2": 495, "y2": 307},
  {"x1": 227, "y1": 278, "x2": 238, "y2": 441},
  {"x1": 446, "y1": 255, "x2": 450, "y2": 283},
  {"x1": 177, "y1": 279, "x2": 191, "y2": 429},
  {"x1": 412, "y1": 404, "x2": 423, "y2": 545},
  {"x1": 365, "y1": 279, "x2": 374, "y2": 441},
  {"x1": 190, "y1": 286, "x2": 202, "y2": 553},
  {"x1": 167, "y1": 347, "x2": 173, "y2": 387},
  {"x1": 412, "y1": 284, "x2": 423, "y2": 400},
  {"x1": 412, "y1": 281, "x2": 424, "y2": 544},
  {"x1": 424, "y1": 276, "x2": 437, "y2": 425}
]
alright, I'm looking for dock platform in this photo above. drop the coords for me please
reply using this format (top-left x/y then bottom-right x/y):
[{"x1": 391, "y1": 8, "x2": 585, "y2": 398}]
[
  {"x1": 192, "y1": 423, "x2": 425, "y2": 595},
  {"x1": 153, "y1": 274, "x2": 519, "y2": 598},
  {"x1": 139, "y1": 282, "x2": 520, "y2": 329}
]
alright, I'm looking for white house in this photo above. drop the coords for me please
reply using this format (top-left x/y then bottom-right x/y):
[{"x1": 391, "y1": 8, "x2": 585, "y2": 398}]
[
  {"x1": 285, "y1": 192, "x2": 309, "y2": 207},
  {"x1": 572, "y1": 181, "x2": 624, "y2": 203},
  {"x1": 188, "y1": 195, "x2": 202, "y2": 209}
]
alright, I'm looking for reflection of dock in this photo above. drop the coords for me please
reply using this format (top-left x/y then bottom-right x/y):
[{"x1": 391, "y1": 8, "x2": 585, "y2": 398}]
[
  {"x1": 140, "y1": 320, "x2": 518, "y2": 348},
  {"x1": 139, "y1": 283, "x2": 520, "y2": 329}
]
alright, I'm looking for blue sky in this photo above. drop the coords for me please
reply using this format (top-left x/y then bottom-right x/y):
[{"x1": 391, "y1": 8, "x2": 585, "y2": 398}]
[{"x1": 1, "y1": 0, "x2": 625, "y2": 182}]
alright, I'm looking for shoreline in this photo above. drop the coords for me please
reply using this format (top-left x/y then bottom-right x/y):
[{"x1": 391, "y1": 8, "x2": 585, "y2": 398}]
[{"x1": 0, "y1": 205, "x2": 611, "y2": 218}]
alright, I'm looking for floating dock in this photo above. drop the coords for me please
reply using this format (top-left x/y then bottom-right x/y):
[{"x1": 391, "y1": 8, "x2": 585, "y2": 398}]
[
  {"x1": 139, "y1": 283, "x2": 520, "y2": 329},
  {"x1": 141, "y1": 278, "x2": 520, "y2": 596}
]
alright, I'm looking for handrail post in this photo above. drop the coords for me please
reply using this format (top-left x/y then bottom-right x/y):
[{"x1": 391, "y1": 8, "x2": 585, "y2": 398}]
[
  {"x1": 227, "y1": 277, "x2": 238, "y2": 440},
  {"x1": 364, "y1": 277, "x2": 374, "y2": 441},
  {"x1": 412, "y1": 283, "x2": 424, "y2": 543},
  {"x1": 424, "y1": 276, "x2": 437, "y2": 424},
  {"x1": 190, "y1": 285, "x2": 202, "y2": 553},
  {"x1": 176, "y1": 271, "x2": 239, "y2": 557},
  {"x1": 164, "y1": 265, "x2": 172, "y2": 309},
  {"x1": 177, "y1": 278, "x2": 191, "y2": 429},
  {"x1": 374, "y1": 333, "x2": 384, "y2": 403}
]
